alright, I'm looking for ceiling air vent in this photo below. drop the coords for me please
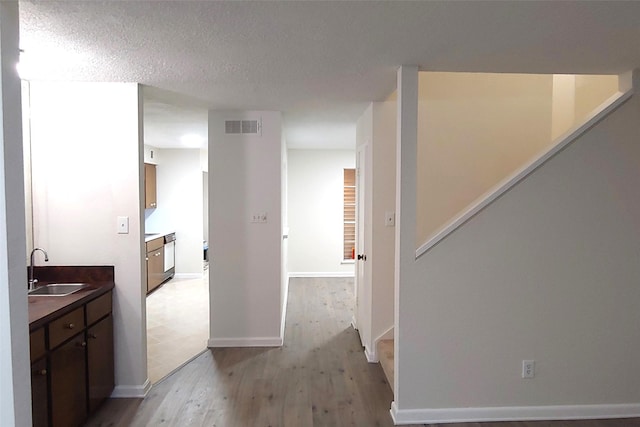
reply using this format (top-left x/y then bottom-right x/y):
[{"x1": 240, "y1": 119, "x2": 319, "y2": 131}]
[
  {"x1": 225, "y1": 119, "x2": 261, "y2": 135},
  {"x1": 225, "y1": 120, "x2": 241, "y2": 134}
]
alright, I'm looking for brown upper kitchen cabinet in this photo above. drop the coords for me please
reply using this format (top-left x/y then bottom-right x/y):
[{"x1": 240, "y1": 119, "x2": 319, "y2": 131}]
[{"x1": 144, "y1": 163, "x2": 157, "y2": 209}]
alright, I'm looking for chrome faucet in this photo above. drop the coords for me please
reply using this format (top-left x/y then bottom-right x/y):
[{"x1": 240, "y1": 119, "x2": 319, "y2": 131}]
[{"x1": 28, "y1": 248, "x2": 48, "y2": 291}]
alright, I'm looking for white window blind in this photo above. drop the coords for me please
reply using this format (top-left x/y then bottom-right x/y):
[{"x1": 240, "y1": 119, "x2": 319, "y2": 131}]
[{"x1": 343, "y1": 168, "x2": 356, "y2": 260}]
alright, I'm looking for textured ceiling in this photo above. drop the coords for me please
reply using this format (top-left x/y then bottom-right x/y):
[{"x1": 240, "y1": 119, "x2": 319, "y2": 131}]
[{"x1": 18, "y1": 1, "x2": 640, "y2": 149}]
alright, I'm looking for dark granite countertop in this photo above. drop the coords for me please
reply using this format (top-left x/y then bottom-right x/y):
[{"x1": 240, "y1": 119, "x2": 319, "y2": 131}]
[{"x1": 28, "y1": 266, "x2": 115, "y2": 331}]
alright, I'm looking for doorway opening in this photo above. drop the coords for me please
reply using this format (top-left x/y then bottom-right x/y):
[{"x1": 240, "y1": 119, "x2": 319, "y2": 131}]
[{"x1": 142, "y1": 93, "x2": 210, "y2": 383}]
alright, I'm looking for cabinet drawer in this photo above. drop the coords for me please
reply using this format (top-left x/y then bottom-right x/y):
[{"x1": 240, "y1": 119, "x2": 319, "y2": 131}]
[
  {"x1": 87, "y1": 292, "x2": 112, "y2": 325},
  {"x1": 146, "y1": 237, "x2": 164, "y2": 252},
  {"x1": 30, "y1": 328, "x2": 46, "y2": 362},
  {"x1": 49, "y1": 307, "x2": 85, "y2": 349}
]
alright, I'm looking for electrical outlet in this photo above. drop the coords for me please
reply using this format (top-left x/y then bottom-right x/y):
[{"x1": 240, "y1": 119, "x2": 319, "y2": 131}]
[{"x1": 522, "y1": 360, "x2": 535, "y2": 379}]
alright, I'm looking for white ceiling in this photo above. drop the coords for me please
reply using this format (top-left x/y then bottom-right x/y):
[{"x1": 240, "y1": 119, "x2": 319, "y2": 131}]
[{"x1": 18, "y1": 1, "x2": 640, "y2": 150}]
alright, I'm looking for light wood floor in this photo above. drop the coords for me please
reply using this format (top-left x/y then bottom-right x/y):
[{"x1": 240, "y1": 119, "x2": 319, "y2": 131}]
[{"x1": 86, "y1": 277, "x2": 640, "y2": 427}]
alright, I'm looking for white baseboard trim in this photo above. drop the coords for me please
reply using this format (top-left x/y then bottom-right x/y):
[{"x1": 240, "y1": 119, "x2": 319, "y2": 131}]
[
  {"x1": 173, "y1": 273, "x2": 203, "y2": 280},
  {"x1": 390, "y1": 401, "x2": 640, "y2": 425},
  {"x1": 364, "y1": 345, "x2": 378, "y2": 363},
  {"x1": 111, "y1": 379, "x2": 151, "y2": 398},
  {"x1": 208, "y1": 337, "x2": 283, "y2": 347},
  {"x1": 375, "y1": 325, "x2": 394, "y2": 343},
  {"x1": 351, "y1": 315, "x2": 358, "y2": 331},
  {"x1": 288, "y1": 272, "x2": 355, "y2": 278}
]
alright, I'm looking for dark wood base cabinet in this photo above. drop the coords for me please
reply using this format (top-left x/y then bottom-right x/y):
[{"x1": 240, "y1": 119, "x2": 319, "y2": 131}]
[
  {"x1": 88, "y1": 315, "x2": 115, "y2": 412},
  {"x1": 30, "y1": 290, "x2": 114, "y2": 427},
  {"x1": 31, "y1": 358, "x2": 48, "y2": 427},
  {"x1": 51, "y1": 335, "x2": 87, "y2": 427}
]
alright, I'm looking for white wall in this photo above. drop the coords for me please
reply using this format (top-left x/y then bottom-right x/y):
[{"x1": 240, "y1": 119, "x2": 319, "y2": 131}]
[
  {"x1": 29, "y1": 82, "x2": 148, "y2": 396},
  {"x1": 355, "y1": 106, "x2": 373, "y2": 352},
  {"x1": 287, "y1": 149, "x2": 355, "y2": 276},
  {"x1": 355, "y1": 100, "x2": 398, "y2": 359},
  {"x1": 370, "y1": 102, "x2": 396, "y2": 348},
  {"x1": 203, "y1": 171, "x2": 208, "y2": 243},
  {"x1": 145, "y1": 148, "x2": 204, "y2": 276},
  {"x1": 280, "y1": 137, "x2": 288, "y2": 337},
  {"x1": 0, "y1": 3, "x2": 31, "y2": 425},
  {"x1": 416, "y1": 72, "x2": 555, "y2": 245},
  {"x1": 395, "y1": 71, "x2": 640, "y2": 421},
  {"x1": 209, "y1": 110, "x2": 283, "y2": 346}
]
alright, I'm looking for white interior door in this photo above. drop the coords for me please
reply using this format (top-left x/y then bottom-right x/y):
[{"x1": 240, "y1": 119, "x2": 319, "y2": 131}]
[{"x1": 354, "y1": 144, "x2": 367, "y2": 331}]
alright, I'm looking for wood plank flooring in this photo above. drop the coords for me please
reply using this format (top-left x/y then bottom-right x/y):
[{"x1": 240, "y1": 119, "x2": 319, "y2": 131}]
[
  {"x1": 377, "y1": 339, "x2": 394, "y2": 393},
  {"x1": 85, "y1": 277, "x2": 640, "y2": 427},
  {"x1": 86, "y1": 277, "x2": 394, "y2": 427}
]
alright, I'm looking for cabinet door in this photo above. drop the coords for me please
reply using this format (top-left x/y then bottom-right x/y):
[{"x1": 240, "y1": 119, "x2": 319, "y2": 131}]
[
  {"x1": 147, "y1": 247, "x2": 164, "y2": 293},
  {"x1": 30, "y1": 328, "x2": 46, "y2": 362},
  {"x1": 87, "y1": 315, "x2": 114, "y2": 413},
  {"x1": 144, "y1": 163, "x2": 157, "y2": 209},
  {"x1": 50, "y1": 334, "x2": 87, "y2": 427},
  {"x1": 31, "y1": 358, "x2": 49, "y2": 427}
]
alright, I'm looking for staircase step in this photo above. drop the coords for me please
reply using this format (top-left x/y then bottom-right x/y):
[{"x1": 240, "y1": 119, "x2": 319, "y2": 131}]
[{"x1": 377, "y1": 339, "x2": 394, "y2": 392}]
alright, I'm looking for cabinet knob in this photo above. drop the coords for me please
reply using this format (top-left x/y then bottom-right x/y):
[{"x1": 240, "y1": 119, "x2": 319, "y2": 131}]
[
  {"x1": 78, "y1": 341, "x2": 87, "y2": 347},
  {"x1": 66, "y1": 323, "x2": 75, "y2": 329},
  {"x1": 35, "y1": 369, "x2": 47, "y2": 376},
  {"x1": 155, "y1": 252, "x2": 160, "y2": 257},
  {"x1": 89, "y1": 333, "x2": 97, "y2": 339}
]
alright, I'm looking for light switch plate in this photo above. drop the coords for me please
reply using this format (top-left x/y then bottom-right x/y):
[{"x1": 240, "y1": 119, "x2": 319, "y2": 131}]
[
  {"x1": 251, "y1": 212, "x2": 268, "y2": 223},
  {"x1": 385, "y1": 211, "x2": 395, "y2": 227},
  {"x1": 117, "y1": 216, "x2": 129, "y2": 234}
]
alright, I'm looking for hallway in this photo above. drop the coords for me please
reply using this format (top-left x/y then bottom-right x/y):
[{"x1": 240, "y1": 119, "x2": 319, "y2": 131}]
[{"x1": 86, "y1": 277, "x2": 396, "y2": 426}]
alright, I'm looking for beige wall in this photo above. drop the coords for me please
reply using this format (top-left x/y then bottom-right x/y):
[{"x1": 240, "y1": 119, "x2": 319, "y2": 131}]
[
  {"x1": 575, "y1": 75, "x2": 619, "y2": 122},
  {"x1": 416, "y1": 72, "x2": 555, "y2": 246},
  {"x1": 552, "y1": 74, "x2": 619, "y2": 140}
]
